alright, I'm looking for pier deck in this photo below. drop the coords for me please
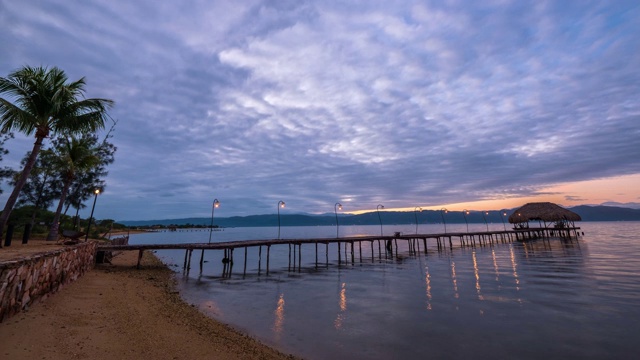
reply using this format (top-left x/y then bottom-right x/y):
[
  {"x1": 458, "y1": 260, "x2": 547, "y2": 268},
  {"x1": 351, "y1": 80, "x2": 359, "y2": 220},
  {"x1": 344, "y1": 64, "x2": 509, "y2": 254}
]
[{"x1": 98, "y1": 227, "x2": 581, "y2": 273}]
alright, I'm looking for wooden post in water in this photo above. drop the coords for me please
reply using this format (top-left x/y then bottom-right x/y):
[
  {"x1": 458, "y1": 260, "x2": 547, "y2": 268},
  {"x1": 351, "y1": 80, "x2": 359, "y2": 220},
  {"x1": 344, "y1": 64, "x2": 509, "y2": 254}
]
[
  {"x1": 258, "y1": 245, "x2": 262, "y2": 274},
  {"x1": 292, "y1": 244, "x2": 296, "y2": 269},
  {"x1": 229, "y1": 248, "x2": 234, "y2": 277},
  {"x1": 350, "y1": 241, "x2": 355, "y2": 263},
  {"x1": 266, "y1": 245, "x2": 271, "y2": 275},
  {"x1": 244, "y1": 247, "x2": 248, "y2": 276},
  {"x1": 325, "y1": 243, "x2": 329, "y2": 266},
  {"x1": 222, "y1": 249, "x2": 227, "y2": 278},
  {"x1": 298, "y1": 244, "x2": 302, "y2": 272},
  {"x1": 187, "y1": 249, "x2": 194, "y2": 270}
]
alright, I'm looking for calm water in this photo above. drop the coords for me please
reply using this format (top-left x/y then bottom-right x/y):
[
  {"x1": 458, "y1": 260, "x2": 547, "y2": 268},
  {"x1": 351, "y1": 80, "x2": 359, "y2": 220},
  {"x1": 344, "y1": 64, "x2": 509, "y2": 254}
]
[{"x1": 130, "y1": 222, "x2": 640, "y2": 359}]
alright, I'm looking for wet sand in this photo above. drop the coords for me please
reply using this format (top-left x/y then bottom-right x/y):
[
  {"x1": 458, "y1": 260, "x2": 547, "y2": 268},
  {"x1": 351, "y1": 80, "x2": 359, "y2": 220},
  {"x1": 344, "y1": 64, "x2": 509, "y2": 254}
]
[{"x1": 0, "y1": 249, "x2": 297, "y2": 359}]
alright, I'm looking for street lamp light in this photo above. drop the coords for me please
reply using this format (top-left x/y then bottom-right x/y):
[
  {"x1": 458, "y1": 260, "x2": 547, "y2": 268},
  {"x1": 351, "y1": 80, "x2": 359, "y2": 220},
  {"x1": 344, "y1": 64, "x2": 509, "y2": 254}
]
[
  {"x1": 277, "y1": 200, "x2": 285, "y2": 239},
  {"x1": 334, "y1": 202, "x2": 343, "y2": 238},
  {"x1": 500, "y1": 210, "x2": 508, "y2": 231},
  {"x1": 208, "y1": 199, "x2": 220, "y2": 244},
  {"x1": 84, "y1": 189, "x2": 100, "y2": 242},
  {"x1": 414, "y1": 207, "x2": 422, "y2": 234},
  {"x1": 482, "y1": 211, "x2": 489, "y2": 232},
  {"x1": 440, "y1": 208, "x2": 448, "y2": 233},
  {"x1": 376, "y1": 204, "x2": 384, "y2": 236},
  {"x1": 463, "y1": 209, "x2": 470, "y2": 233}
]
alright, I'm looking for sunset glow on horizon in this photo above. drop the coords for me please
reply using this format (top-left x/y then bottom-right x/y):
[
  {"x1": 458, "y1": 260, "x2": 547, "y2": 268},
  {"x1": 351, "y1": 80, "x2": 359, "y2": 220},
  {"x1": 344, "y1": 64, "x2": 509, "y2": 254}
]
[{"x1": 348, "y1": 173, "x2": 640, "y2": 214}]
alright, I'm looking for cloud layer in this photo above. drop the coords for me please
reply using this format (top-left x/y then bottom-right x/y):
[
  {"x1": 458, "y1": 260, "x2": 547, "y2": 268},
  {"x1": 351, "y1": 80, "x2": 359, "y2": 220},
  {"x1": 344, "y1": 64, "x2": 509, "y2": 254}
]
[{"x1": 1, "y1": 0, "x2": 639, "y2": 220}]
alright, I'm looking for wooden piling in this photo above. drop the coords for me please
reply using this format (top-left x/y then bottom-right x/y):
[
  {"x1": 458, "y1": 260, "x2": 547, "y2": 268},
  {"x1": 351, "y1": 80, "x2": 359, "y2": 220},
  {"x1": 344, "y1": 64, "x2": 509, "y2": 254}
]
[
  {"x1": 199, "y1": 249, "x2": 205, "y2": 271},
  {"x1": 187, "y1": 249, "x2": 193, "y2": 270},
  {"x1": 244, "y1": 247, "x2": 248, "y2": 276},
  {"x1": 298, "y1": 244, "x2": 302, "y2": 271},
  {"x1": 266, "y1": 245, "x2": 271, "y2": 274}
]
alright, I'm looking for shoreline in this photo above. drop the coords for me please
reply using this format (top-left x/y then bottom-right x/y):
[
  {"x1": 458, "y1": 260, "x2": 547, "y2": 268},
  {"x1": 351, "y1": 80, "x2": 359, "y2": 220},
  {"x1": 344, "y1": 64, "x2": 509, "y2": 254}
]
[{"x1": 0, "y1": 249, "x2": 298, "y2": 359}]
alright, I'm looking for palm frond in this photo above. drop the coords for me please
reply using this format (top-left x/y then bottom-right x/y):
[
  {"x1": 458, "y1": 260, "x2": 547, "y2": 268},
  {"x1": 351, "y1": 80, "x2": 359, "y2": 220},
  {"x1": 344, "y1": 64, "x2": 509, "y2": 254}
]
[{"x1": 0, "y1": 98, "x2": 38, "y2": 135}]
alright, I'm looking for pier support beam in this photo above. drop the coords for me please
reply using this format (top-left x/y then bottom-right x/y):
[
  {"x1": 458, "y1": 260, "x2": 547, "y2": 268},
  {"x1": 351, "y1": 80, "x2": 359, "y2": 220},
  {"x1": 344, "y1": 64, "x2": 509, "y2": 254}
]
[{"x1": 266, "y1": 245, "x2": 271, "y2": 275}]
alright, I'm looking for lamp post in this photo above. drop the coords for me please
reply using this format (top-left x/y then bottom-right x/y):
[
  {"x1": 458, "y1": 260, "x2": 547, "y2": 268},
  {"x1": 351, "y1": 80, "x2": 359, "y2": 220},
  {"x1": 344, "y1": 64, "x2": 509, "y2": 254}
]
[
  {"x1": 414, "y1": 207, "x2": 422, "y2": 234},
  {"x1": 500, "y1": 210, "x2": 508, "y2": 231},
  {"x1": 84, "y1": 189, "x2": 100, "y2": 242},
  {"x1": 334, "y1": 202, "x2": 343, "y2": 238},
  {"x1": 208, "y1": 199, "x2": 220, "y2": 244},
  {"x1": 440, "y1": 208, "x2": 448, "y2": 233},
  {"x1": 482, "y1": 211, "x2": 489, "y2": 232},
  {"x1": 463, "y1": 209, "x2": 470, "y2": 233},
  {"x1": 277, "y1": 200, "x2": 285, "y2": 239},
  {"x1": 376, "y1": 204, "x2": 384, "y2": 236}
]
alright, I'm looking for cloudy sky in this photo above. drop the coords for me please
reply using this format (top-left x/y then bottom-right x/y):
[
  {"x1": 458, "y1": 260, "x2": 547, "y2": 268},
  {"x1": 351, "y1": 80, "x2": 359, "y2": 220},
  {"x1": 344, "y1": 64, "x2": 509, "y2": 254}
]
[{"x1": 1, "y1": 0, "x2": 639, "y2": 221}]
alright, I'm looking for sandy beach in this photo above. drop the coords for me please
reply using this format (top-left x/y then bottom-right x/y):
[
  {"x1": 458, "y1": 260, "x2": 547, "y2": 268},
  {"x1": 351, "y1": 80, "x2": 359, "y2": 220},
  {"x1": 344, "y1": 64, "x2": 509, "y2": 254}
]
[{"x1": 0, "y1": 248, "x2": 297, "y2": 360}]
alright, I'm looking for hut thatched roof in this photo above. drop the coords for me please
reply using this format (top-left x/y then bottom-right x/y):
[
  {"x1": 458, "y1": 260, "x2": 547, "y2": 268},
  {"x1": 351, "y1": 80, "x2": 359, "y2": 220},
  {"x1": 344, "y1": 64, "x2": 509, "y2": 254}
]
[{"x1": 508, "y1": 202, "x2": 582, "y2": 223}]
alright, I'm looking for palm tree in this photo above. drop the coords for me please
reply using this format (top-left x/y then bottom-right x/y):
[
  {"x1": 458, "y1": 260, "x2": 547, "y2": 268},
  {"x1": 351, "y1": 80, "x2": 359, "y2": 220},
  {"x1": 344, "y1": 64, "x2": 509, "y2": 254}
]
[
  {"x1": 10, "y1": 150, "x2": 62, "y2": 242},
  {"x1": 46, "y1": 135, "x2": 100, "y2": 241},
  {"x1": 0, "y1": 66, "x2": 112, "y2": 245}
]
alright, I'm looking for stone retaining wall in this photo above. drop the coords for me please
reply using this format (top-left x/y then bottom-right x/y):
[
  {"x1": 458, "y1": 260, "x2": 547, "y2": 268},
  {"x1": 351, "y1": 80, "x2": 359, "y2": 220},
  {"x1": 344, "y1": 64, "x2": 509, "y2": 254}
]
[{"x1": 0, "y1": 242, "x2": 97, "y2": 322}]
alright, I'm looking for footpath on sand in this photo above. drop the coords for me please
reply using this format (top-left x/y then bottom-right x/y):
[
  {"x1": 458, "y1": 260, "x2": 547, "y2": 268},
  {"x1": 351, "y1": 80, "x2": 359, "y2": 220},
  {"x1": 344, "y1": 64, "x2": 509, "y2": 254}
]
[{"x1": 0, "y1": 249, "x2": 297, "y2": 360}]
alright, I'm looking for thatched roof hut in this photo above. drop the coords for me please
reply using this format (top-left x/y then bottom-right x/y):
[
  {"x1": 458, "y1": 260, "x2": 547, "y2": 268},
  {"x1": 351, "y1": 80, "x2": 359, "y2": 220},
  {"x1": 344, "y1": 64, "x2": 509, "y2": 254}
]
[{"x1": 508, "y1": 202, "x2": 582, "y2": 224}]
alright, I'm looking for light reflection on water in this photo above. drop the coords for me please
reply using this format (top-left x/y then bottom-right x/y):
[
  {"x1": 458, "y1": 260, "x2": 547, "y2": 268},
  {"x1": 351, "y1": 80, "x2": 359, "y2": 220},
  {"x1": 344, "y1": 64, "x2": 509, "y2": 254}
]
[{"x1": 131, "y1": 222, "x2": 640, "y2": 360}]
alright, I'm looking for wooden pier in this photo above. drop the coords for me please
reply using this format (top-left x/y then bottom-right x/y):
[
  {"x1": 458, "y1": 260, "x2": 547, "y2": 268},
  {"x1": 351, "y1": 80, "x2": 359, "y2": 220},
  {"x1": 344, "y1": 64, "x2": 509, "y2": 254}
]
[{"x1": 98, "y1": 226, "x2": 581, "y2": 275}]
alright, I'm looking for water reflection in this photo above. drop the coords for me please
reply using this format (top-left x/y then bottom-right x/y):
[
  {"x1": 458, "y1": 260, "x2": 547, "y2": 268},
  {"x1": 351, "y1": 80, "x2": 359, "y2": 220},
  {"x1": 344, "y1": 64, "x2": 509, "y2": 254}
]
[
  {"x1": 450, "y1": 260, "x2": 459, "y2": 299},
  {"x1": 520, "y1": 237, "x2": 582, "y2": 257},
  {"x1": 509, "y1": 245, "x2": 521, "y2": 291},
  {"x1": 339, "y1": 282, "x2": 347, "y2": 311},
  {"x1": 491, "y1": 249, "x2": 500, "y2": 282},
  {"x1": 334, "y1": 282, "x2": 347, "y2": 329},
  {"x1": 273, "y1": 293, "x2": 285, "y2": 338},
  {"x1": 472, "y1": 251, "x2": 484, "y2": 301},
  {"x1": 425, "y1": 265, "x2": 432, "y2": 310}
]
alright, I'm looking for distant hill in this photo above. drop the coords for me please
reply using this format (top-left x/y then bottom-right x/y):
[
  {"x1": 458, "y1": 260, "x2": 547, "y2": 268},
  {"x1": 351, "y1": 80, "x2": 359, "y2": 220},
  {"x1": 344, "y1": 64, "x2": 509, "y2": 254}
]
[
  {"x1": 569, "y1": 205, "x2": 640, "y2": 221},
  {"x1": 119, "y1": 205, "x2": 640, "y2": 227},
  {"x1": 599, "y1": 202, "x2": 640, "y2": 209}
]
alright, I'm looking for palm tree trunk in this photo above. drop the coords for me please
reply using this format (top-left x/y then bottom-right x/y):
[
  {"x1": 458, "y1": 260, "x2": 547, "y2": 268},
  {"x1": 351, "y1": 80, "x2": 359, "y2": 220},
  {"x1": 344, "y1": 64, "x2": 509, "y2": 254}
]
[
  {"x1": 74, "y1": 206, "x2": 80, "y2": 230},
  {"x1": 0, "y1": 136, "x2": 44, "y2": 247},
  {"x1": 46, "y1": 177, "x2": 72, "y2": 241},
  {"x1": 63, "y1": 185, "x2": 75, "y2": 215}
]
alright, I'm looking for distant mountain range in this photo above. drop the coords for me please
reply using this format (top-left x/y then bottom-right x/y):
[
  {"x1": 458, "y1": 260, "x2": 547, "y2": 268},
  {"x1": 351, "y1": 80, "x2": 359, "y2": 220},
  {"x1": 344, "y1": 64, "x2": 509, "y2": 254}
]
[
  {"x1": 569, "y1": 205, "x2": 640, "y2": 221},
  {"x1": 598, "y1": 202, "x2": 640, "y2": 209},
  {"x1": 119, "y1": 205, "x2": 640, "y2": 227}
]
